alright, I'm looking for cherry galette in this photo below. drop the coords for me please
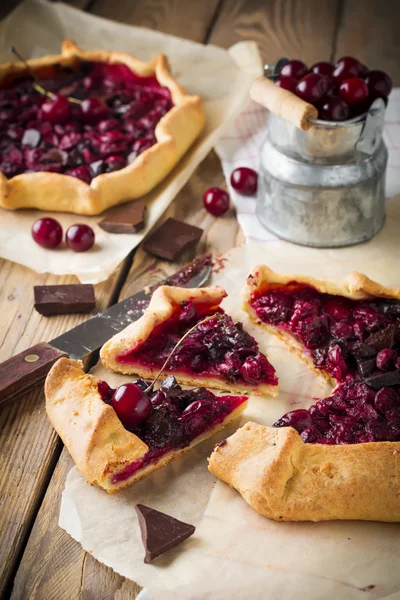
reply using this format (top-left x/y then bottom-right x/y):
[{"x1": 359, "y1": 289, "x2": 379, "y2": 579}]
[
  {"x1": 45, "y1": 358, "x2": 247, "y2": 492},
  {"x1": 100, "y1": 285, "x2": 278, "y2": 396},
  {"x1": 0, "y1": 39, "x2": 205, "y2": 215}
]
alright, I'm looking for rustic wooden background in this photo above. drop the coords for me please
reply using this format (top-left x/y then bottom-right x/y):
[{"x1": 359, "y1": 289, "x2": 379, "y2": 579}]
[{"x1": 1, "y1": 0, "x2": 400, "y2": 598}]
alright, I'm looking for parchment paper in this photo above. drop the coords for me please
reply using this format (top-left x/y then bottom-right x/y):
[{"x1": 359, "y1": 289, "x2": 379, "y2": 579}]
[
  {"x1": 0, "y1": 0, "x2": 262, "y2": 283},
  {"x1": 60, "y1": 200, "x2": 400, "y2": 599}
]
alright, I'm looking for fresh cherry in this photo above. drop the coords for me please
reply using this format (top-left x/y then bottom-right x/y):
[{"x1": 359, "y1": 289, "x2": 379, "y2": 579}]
[
  {"x1": 230, "y1": 167, "x2": 258, "y2": 195},
  {"x1": 112, "y1": 382, "x2": 152, "y2": 428},
  {"x1": 39, "y1": 94, "x2": 71, "y2": 124},
  {"x1": 319, "y1": 97, "x2": 350, "y2": 121},
  {"x1": 339, "y1": 77, "x2": 369, "y2": 105},
  {"x1": 203, "y1": 187, "x2": 229, "y2": 217},
  {"x1": 65, "y1": 224, "x2": 95, "y2": 252},
  {"x1": 365, "y1": 70, "x2": 392, "y2": 99},
  {"x1": 311, "y1": 61, "x2": 334, "y2": 78},
  {"x1": 31, "y1": 217, "x2": 63, "y2": 249},
  {"x1": 280, "y1": 60, "x2": 308, "y2": 81},
  {"x1": 296, "y1": 73, "x2": 328, "y2": 104},
  {"x1": 275, "y1": 76, "x2": 297, "y2": 93},
  {"x1": 80, "y1": 97, "x2": 109, "y2": 124},
  {"x1": 332, "y1": 56, "x2": 363, "y2": 82}
]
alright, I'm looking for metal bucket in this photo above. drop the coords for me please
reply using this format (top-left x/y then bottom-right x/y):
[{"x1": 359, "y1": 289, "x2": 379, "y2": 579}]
[{"x1": 256, "y1": 98, "x2": 388, "y2": 247}]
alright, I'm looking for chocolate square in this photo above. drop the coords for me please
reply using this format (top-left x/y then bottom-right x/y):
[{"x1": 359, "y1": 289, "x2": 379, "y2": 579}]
[
  {"x1": 98, "y1": 201, "x2": 146, "y2": 234},
  {"x1": 143, "y1": 218, "x2": 203, "y2": 261},
  {"x1": 34, "y1": 284, "x2": 96, "y2": 316}
]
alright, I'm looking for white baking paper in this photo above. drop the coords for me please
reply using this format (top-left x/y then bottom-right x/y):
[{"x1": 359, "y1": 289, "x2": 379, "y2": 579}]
[
  {"x1": 0, "y1": 0, "x2": 262, "y2": 283},
  {"x1": 60, "y1": 199, "x2": 400, "y2": 599}
]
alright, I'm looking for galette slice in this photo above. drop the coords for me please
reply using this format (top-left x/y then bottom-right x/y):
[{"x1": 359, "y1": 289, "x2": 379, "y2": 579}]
[
  {"x1": 242, "y1": 265, "x2": 400, "y2": 385},
  {"x1": 100, "y1": 285, "x2": 278, "y2": 396},
  {"x1": 45, "y1": 358, "x2": 247, "y2": 493}
]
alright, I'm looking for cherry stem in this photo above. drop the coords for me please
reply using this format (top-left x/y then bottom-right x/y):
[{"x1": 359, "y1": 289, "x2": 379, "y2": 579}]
[
  {"x1": 144, "y1": 313, "x2": 223, "y2": 394},
  {"x1": 10, "y1": 46, "x2": 82, "y2": 105}
]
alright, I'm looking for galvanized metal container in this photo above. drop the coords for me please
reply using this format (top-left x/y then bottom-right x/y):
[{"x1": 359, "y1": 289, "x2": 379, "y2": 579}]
[{"x1": 257, "y1": 98, "x2": 388, "y2": 247}]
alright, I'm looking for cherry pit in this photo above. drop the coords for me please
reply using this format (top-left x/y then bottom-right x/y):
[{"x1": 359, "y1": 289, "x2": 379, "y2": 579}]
[
  {"x1": 275, "y1": 56, "x2": 392, "y2": 122},
  {"x1": 32, "y1": 217, "x2": 95, "y2": 252}
]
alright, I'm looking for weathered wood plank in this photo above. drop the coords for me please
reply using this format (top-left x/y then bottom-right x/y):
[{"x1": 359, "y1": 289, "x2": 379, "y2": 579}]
[
  {"x1": 89, "y1": 0, "x2": 220, "y2": 42},
  {"x1": 334, "y1": 0, "x2": 400, "y2": 85},
  {"x1": 209, "y1": 0, "x2": 340, "y2": 65},
  {"x1": 0, "y1": 261, "x2": 127, "y2": 599}
]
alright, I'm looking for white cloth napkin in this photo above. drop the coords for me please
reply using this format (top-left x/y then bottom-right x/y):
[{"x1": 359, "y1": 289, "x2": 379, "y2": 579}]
[{"x1": 215, "y1": 90, "x2": 400, "y2": 244}]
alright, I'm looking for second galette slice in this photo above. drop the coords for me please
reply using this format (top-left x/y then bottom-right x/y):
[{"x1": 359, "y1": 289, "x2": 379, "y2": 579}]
[{"x1": 100, "y1": 285, "x2": 278, "y2": 396}]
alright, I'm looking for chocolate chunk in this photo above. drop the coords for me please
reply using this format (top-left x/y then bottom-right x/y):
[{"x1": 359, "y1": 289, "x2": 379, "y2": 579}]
[
  {"x1": 357, "y1": 357, "x2": 376, "y2": 378},
  {"x1": 143, "y1": 218, "x2": 203, "y2": 261},
  {"x1": 351, "y1": 342, "x2": 377, "y2": 359},
  {"x1": 364, "y1": 325, "x2": 396, "y2": 351},
  {"x1": 34, "y1": 284, "x2": 95, "y2": 316},
  {"x1": 135, "y1": 503, "x2": 195, "y2": 563},
  {"x1": 99, "y1": 201, "x2": 146, "y2": 234},
  {"x1": 365, "y1": 369, "x2": 400, "y2": 390}
]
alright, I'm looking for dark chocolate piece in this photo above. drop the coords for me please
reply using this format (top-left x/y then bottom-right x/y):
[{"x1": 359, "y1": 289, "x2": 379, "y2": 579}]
[
  {"x1": 364, "y1": 324, "x2": 396, "y2": 351},
  {"x1": 351, "y1": 342, "x2": 377, "y2": 359},
  {"x1": 98, "y1": 201, "x2": 146, "y2": 234},
  {"x1": 34, "y1": 284, "x2": 96, "y2": 316},
  {"x1": 365, "y1": 369, "x2": 400, "y2": 390},
  {"x1": 135, "y1": 503, "x2": 195, "y2": 563},
  {"x1": 143, "y1": 218, "x2": 203, "y2": 261},
  {"x1": 356, "y1": 357, "x2": 376, "y2": 378}
]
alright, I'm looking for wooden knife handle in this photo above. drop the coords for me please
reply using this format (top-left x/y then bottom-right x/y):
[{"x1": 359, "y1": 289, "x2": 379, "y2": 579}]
[{"x1": 0, "y1": 343, "x2": 68, "y2": 408}]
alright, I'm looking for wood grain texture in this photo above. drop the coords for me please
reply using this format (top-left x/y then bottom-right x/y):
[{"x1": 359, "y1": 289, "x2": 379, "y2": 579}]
[
  {"x1": 0, "y1": 261, "x2": 125, "y2": 599},
  {"x1": 89, "y1": 0, "x2": 220, "y2": 42},
  {"x1": 334, "y1": 0, "x2": 400, "y2": 84},
  {"x1": 209, "y1": 0, "x2": 340, "y2": 64}
]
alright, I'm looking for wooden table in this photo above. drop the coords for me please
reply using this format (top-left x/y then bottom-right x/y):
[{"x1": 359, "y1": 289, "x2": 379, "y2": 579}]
[{"x1": 1, "y1": 1, "x2": 400, "y2": 598}]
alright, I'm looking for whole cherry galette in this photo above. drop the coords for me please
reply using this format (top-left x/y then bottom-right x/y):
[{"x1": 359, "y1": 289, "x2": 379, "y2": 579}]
[{"x1": 0, "y1": 39, "x2": 205, "y2": 215}]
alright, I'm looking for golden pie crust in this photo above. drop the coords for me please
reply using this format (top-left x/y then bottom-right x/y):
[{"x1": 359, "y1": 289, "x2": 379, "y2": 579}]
[
  {"x1": 100, "y1": 285, "x2": 279, "y2": 396},
  {"x1": 242, "y1": 265, "x2": 400, "y2": 383},
  {"x1": 45, "y1": 357, "x2": 247, "y2": 493},
  {"x1": 208, "y1": 421, "x2": 400, "y2": 522},
  {"x1": 0, "y1": 39, "x2": 205, "y2": 215}
]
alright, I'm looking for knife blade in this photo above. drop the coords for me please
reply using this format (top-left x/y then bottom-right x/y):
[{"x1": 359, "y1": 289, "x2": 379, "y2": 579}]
[{"x1": 0, "y1": 255, "x2": 212, "y2": 407}]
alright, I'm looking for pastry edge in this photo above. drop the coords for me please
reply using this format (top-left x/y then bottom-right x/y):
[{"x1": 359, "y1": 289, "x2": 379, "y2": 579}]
[
  {"x1": 0, "y1": 39, "x2": 205, "y2": 215},
  {"x1": 208, "y1": 421, "x2": 400, "y2": 522},
  {"x1": 45, "y1": 357, "x2": 247, "y2": 493}
]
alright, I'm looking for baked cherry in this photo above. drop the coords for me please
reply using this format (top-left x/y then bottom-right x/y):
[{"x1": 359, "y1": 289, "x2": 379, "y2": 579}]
[
  {"x1": 66, "y1": 224, "x2": 95, "y2": 252},
  {"x1": 365, "y1": 70, "x2": 392, "y2": 99},
  {"x1": 339, "y1": 78, "x2": 369, "y2": 105},
  {"x1": 39, "y1": 94, "x2": 71, "y2": 124},
  {"x1": 275, "y1": 76, "x2": 297, "y2": 93},
  {"x1": 203, "y1": 187, "x2": 229, "y2": 216},
  {"x1": 376, "y1": 349, "x2": 398, "y2": 371},
  {"x1": 319, "y1": 97, "x2": 350, "y2": 121},
  {"x1": 274, "y1": 409, "x2": 312, "y2": 432},
  {"x1": 112, "y1": 383, "x2": 152, "y2": 428},
  {"x1": 296, "y1": 73, "x2": 328, "y2": 104},
  {"x1": 311, "y1": 61, "x2": 334, "y2": 78},
  {"x1": 230, "y1": 167, "x2": 258, "y2": 195},
  {"x1": 280, "y1": 60, "x2": 308, "y2": 81},
  {"x1": 80, "y1": 97, "x2": 109, "y2": 124},
  {"x1": 332, "y1": 56, "x2": 363, "y2": 82},
  {"x1": 32, "y1": 217, "x2": 63, "y2": 249}
]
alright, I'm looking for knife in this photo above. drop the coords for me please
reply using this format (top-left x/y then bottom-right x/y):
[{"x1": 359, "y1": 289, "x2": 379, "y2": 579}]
[{"x1": 0, "y1": 255, "x2": 212, "y2": 408}]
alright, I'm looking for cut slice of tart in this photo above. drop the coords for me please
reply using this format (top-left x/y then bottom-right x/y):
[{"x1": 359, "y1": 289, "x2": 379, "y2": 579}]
[
  {"x1": 45, "y1": 358, "x2": 247, "y2": 492},
  {"x1": 242, "y1": 265, "x2": 400, "y2": 386},
  {"x1": 100, "y1": 285, "x2": 279, "y2": 396}
]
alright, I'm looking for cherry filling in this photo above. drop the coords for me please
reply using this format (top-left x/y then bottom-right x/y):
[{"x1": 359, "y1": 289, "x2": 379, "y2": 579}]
[
  {"x1": 117, "y1": 301, "x2": 278, "y2": 388},
  {"x1": 97, "y1": 375, "x2": 246, "y2": 483},
  {"x1": 250, "y1": 283, "x2": 400, "y2": 444},
  {"x1": 0, "y1": 61, "x2": 173, "y2": 182}
]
